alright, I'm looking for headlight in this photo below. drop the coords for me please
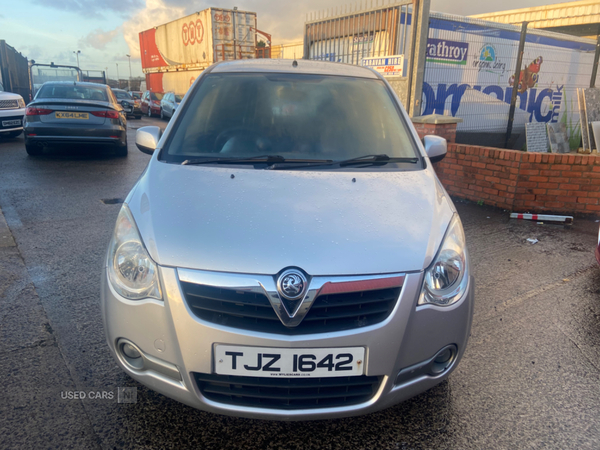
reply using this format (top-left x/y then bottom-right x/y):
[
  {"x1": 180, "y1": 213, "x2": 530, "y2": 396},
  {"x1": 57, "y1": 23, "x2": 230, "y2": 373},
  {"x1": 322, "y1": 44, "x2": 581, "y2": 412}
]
[
  {"x1": 419, "y1": 214, "x2": 468, "y2": 307},
  {"x1": 18, "y1": 98, "x2": 25, "y2": 108},
  {"x1": 107, "y1": 205, "x2": 162, "y2": 300}
]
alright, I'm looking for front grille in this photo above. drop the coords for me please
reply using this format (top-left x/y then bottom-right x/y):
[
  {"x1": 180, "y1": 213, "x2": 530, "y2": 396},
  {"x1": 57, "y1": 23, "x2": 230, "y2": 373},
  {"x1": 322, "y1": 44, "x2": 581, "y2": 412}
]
[
  {"x1": 0, "y1": 100, "x2": 19, "y2": 109},
  {"x1": 181, "y1": 282, "x2": 401, "y2": 334},
  {"x1": 194, "y1": 373, "x2": 382, "y2": 410}
]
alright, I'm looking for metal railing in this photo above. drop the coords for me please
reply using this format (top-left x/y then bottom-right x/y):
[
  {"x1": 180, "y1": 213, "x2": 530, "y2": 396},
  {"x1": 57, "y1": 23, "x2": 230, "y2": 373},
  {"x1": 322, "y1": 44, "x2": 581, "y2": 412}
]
[{"x1": 304, "y1": 0, "x2": 413, "y2": 65}]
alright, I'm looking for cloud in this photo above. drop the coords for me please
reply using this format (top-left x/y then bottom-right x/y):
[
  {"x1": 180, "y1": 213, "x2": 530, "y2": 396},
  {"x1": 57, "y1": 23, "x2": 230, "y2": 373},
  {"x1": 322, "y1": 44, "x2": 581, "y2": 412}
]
[
  {"x1": 122, "y1": 0, "x2": 187, "y2": 57},
  {"x1": 18, "y1": 45, "x2": 45, "y2": 61},
  {"x1": 84, "y1": 0, "x2": 577, "y2": 62},
  {"x1": 79, "y1": 27, "x2": 122, "y2": 50},
  {"x1": 32, "y1": 0, "x2": 143, "y2": 18}
]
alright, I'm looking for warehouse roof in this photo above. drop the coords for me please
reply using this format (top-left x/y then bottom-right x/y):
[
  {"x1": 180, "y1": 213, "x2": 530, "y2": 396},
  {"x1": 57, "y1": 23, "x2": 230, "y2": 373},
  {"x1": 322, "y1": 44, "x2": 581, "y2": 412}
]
[{"x1": 470, "y1": 0, "x2": 600, "y2": 37}]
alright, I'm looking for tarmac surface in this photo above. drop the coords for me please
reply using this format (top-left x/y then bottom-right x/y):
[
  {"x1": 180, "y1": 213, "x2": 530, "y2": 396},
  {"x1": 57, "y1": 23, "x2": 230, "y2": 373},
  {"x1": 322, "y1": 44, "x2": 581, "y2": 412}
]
[{"x1": 0, "y1": 117, "x2": 599, "y2": 449}]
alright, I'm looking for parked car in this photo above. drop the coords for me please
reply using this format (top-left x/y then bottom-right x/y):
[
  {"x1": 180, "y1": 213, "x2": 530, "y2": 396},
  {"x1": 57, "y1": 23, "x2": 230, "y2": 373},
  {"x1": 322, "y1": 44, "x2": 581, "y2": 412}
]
[
  {"x1": 159, "y1": 92, "x2": 182, "y2": 120},
  {"x1": 0, "y1": 80, "x2": 26, "y2": 138},
  {"x1": 128, "y1": 91, "x2": 143, "y2": 117},
  {"x1": 101, "y1": 59, "x2": 474, "y2": 421},
  {"x1": 140, "y1": 90, "x2": 163, "y2": 117},
  {"x1": 24, "y1": 81, "x2": 127, "y2": 156},
  {"x1": 113, "y1": 89, "x2": 141, "y2": 119},
  {"x1": 129, "y1": 91, "x2": 143, "y2": 100}
]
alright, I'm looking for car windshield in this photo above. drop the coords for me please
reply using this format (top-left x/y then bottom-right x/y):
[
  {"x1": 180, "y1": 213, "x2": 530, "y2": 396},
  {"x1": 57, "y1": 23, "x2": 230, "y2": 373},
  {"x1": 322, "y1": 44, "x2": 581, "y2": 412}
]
[
  {"x1": 175, "y1": 95, "x2": 183, "y2": 102},
  {"x1": 150, "y1": 92, "x2": 164, "y2": 101},
  {"x1": 131, "y1": 92, "x2": 141, "y2": 99},
  {"x1": 162, "y1": 73, "x2": 418, "y2": 166},
  {"x1": 114, "y1": 91, "x2": 132, "y2": 100},
  {"x1": 37, "y1": 84, "x2": 108, "y2": 101}
]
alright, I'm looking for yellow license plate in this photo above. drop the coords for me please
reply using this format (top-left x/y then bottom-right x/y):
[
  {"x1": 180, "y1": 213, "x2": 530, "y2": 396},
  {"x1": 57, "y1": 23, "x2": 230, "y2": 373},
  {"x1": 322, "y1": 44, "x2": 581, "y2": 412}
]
[{"x1": 55, "y1": 112, "x2": 89, "y2": 119}]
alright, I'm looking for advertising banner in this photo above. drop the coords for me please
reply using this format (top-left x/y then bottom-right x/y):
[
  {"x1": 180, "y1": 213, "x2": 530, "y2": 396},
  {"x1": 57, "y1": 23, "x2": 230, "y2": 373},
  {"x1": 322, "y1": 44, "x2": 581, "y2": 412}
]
[
  {"x1": 361, "y1": 55, "x2": 405, "y2": 77},
  {"x1": 423, "y1": 13, "x2": 598, "y2": 148}
]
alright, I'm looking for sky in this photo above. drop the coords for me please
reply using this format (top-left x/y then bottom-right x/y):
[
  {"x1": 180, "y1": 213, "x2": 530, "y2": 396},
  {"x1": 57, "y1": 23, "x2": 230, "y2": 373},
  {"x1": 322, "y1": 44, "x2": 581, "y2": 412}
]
[{"x1": 0, "y1": 0, "x2": 573, "y2": 79}]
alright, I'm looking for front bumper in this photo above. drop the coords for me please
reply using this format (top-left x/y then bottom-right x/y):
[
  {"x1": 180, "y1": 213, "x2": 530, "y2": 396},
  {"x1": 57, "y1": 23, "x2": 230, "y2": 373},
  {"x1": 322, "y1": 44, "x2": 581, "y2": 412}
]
[
  {"x1": 0, "y1": 108, "x2": 26, "y2": 133},
  {"x1": 101, "y1": 266, "x2": 474, "y2": 421}
]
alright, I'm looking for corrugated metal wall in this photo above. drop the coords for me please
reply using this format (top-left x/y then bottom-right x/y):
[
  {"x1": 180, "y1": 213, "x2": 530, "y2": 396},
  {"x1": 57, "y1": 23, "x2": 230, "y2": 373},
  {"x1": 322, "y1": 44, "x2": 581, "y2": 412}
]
[
  {"x1": 0, "y1": 40, "x2": 30, "y2": 101},
  {"x1": 271, "y1": 42, "x2": 304, "y2": 60}
]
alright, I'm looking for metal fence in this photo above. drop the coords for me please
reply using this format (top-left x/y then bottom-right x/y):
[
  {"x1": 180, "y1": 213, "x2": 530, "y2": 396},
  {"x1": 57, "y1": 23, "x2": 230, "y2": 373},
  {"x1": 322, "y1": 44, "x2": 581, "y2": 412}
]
[
  {"x1": 304, "y1": 0, "x2": 413, "y2": 66},
  {"x1": 423, "y1": 12, "x2": 600, "y2": 149},
  {"x1": 81, "y1": 70, "x2": 106, "y2": 84},
  {"x1": 0, "y1": 40, "x2": 30, "y2": 101}
]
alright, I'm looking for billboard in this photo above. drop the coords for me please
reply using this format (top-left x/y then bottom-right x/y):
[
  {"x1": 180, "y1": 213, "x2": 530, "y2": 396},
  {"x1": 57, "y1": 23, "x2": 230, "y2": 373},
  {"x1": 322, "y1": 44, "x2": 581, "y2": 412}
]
[
  {"x1": 423, "y1": 13, "x2": 599, "y2": 147},
  {"x1": 361, "y1": 55, "x2": 405, "y2": 77}
]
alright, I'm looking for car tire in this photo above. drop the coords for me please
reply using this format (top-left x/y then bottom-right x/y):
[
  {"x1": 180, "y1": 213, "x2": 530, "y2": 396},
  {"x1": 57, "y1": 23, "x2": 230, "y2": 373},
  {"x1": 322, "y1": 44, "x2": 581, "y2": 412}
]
[
  {"x1": 25, "y1": 144, "x2": 42, "y2": 156},
  {"x1": 115, "y1": 142, "x2": 128, "y2": 157},
  {"x1": 148, "y1": 108, "x2": 152, "y2": 118},
  {"x1": 160, "y1": 109, "x2": 164, "y2": 120}
]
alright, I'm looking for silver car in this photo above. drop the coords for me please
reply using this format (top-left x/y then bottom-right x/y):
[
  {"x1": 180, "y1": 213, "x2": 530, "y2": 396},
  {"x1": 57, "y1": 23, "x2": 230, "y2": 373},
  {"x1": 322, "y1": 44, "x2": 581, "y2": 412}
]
[
  {"x1": 159, "y1": 92, "x2": 182, "y2": 120},
  {"x1": 101, "y1": 59, "x2": 474, "y2": 421}
]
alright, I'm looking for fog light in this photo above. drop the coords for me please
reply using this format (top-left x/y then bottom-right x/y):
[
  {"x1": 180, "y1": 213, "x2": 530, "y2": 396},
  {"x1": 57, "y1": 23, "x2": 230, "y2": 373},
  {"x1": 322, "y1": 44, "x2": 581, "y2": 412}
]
[
  {"x1": 434, "y1": 348, "x2": 453, "y2": 364},
  {"x1": 117, "y1": 340, "x2": 144, "y2": 370},
  {"x1": 430, "y1": 345, "x2": 457, "y2": 375},
  {"x1": 395, "y1": 344, "x2": 458, "y2": 385},
  {"x1": 122, "y1": 343, "x2": 141, "y2": 359}
]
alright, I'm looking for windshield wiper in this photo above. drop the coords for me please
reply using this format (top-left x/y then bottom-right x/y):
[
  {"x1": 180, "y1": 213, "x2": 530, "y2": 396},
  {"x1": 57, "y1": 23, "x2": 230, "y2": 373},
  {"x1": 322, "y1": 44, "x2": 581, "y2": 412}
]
[
  {"x1": 182, "y1": 155, "x2": 287, "y2": 165},
  {"x1": 268, "y1": 154, "x2": 419, "y2": 170},
  {"x1": 338, "y1": 154, "x2": 419, "y2": 167}
]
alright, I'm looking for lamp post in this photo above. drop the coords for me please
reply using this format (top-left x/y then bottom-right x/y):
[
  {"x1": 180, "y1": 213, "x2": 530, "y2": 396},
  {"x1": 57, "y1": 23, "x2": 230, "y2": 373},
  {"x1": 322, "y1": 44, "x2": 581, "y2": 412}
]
[
  {"x1": 73, "y1": 50, "x2": 81, "y2": 67},
  {"x1": 116, "y1": 63, "x2": 120, "y2": 89},
  {"x1": 126, "y1": 54, "x2": 132, "y2": 91},
  {"x1": 105, "y1": 67, "x2": 109, "y2": 85}
]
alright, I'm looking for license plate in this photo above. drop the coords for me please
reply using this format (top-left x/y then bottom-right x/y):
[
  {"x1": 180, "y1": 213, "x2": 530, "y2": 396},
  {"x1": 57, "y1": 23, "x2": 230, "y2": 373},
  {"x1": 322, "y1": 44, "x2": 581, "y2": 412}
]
[
  {"x1": 55, "y1": 112, "x2": 89, "y2": 119},
  {"x1": 2, "y1": 119, "x2": 21, "y2": 127},
  {"x1": 214, "y1": 345, "x2": 365, "y2": 378}
]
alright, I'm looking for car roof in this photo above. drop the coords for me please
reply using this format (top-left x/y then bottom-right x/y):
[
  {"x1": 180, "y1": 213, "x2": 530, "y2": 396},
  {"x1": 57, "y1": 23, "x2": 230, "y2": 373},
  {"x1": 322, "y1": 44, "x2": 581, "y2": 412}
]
[
  {"x1": 42, "y1": 81, "x2": 108, "y2": 88},
  {"x1": 211, "y1": 59, "x2": 379, "y2": 79}
]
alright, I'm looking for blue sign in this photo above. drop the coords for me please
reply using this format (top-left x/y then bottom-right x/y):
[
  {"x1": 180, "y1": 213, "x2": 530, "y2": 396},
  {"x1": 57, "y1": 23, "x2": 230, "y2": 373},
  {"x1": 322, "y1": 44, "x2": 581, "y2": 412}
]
[
  {"x1": 422, "y1": 82, "x2": 564, "y2": 124},
  {"x1": 426, "y1": 38, "x2": 469, "y2": 65}
]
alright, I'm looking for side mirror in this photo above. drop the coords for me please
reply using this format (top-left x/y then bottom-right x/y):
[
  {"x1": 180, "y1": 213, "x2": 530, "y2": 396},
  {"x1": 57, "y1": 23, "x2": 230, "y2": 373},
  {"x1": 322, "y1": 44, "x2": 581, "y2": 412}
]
[
  {"x1": 423, "y1": 135, "x2": 447, "y2": 163},
  {"x1": 136, "y1": 126, "x2": 162, "y2": 155}
]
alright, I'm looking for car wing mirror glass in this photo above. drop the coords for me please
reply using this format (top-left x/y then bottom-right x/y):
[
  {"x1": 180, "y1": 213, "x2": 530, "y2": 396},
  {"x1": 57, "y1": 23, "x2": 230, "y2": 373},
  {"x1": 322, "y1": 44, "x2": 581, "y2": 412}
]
[
  {"x1": 136, "y1": 126, "x2": 162, "y2": 155},
  {"x1": 423, "y1": 135, "x2": 447, "y2": 163}
]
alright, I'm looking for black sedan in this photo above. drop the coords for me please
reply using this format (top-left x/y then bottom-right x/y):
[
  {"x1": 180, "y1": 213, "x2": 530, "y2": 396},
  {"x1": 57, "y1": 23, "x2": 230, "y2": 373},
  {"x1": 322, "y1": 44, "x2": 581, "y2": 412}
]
[
  {"x1": 24, "y1": 82, "x2": 128, "y2": 156},
  {"x1": 113, "y1": 89, "x2": 142, "y2": 119}
]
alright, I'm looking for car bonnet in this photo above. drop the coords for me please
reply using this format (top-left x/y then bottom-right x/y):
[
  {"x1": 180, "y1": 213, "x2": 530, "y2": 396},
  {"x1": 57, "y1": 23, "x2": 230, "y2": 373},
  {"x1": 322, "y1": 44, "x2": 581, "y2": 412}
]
[{"x1": 126, "y1": 161, "x2": 455, "y2": 276}]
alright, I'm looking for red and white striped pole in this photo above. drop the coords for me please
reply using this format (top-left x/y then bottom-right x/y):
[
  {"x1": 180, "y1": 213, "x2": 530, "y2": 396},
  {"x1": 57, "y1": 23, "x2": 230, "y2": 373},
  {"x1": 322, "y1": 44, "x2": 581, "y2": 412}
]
[{"x1": 510, "y1": 213, "x2": 573, "y2": 223}]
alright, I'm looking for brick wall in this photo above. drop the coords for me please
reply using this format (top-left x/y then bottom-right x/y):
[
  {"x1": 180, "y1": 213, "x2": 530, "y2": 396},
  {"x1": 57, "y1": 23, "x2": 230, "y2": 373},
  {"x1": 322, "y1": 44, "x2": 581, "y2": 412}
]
[
  {"x1": 434, "y1": 144, "x2": 600, "y2": 215},
  {"x1": 412, "y1": 122, "x2": 457, "y2": 143}
]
